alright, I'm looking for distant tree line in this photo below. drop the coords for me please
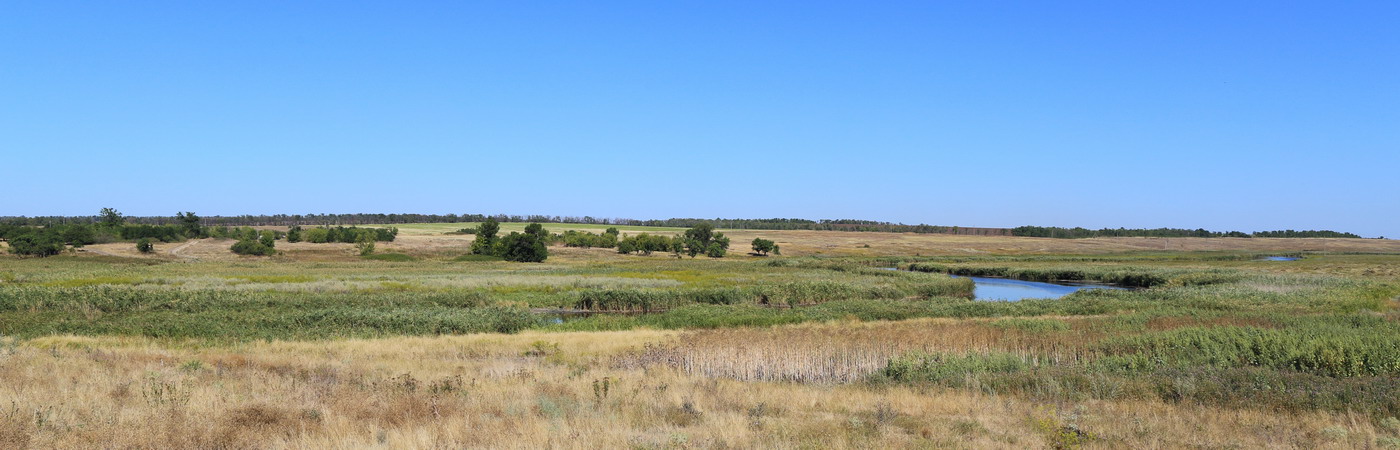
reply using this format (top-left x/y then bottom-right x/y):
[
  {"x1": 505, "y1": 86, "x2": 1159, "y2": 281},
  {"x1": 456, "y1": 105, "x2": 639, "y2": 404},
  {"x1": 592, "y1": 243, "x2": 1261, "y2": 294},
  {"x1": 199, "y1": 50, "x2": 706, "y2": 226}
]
[
  {"x1": 0, "y1": 213, "x2": 1006, "y2": 236},
  {"x1": 2, "y1": 210, "x2": 1372, "y2": 243},
  {"x1": 1011, "y1": 226, "x2": 1363, "y2": 239}
]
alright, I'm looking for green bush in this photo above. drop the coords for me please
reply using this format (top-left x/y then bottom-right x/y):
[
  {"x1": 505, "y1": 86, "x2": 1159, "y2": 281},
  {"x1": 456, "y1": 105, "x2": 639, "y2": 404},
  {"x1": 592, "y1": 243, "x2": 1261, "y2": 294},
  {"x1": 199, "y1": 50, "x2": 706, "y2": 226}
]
[
  {"x1": 1097, "y1": 324, "x2": 1400, "y2": 377},
  {"x1": 136, "y1": 238, "x2": 154, "y2": 253},
  {"x1": 230, "y1": 239, "x2": 275, "y2": 256},
  {"x1": 7, "y1": 232, "x2": 65, "y2": 257}
]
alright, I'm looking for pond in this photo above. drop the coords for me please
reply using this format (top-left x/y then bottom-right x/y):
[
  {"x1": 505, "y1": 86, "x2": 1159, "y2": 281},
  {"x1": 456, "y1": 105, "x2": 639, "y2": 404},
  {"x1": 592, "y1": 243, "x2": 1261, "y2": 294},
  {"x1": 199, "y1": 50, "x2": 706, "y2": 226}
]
[
  {"x1": 951, "y1": 275, "x2": 1127, "y2": 302},
  {"x1": 1260, "y1": 256, "x2": 1300, "y2": 261}
]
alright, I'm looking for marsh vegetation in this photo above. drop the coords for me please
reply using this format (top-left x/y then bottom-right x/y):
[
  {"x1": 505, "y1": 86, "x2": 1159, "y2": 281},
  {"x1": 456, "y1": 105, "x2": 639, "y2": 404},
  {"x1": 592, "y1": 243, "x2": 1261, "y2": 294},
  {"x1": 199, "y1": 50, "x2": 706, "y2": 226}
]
[{"x1": 1, "y1": 223, "x2": 1398, "y2": 448}]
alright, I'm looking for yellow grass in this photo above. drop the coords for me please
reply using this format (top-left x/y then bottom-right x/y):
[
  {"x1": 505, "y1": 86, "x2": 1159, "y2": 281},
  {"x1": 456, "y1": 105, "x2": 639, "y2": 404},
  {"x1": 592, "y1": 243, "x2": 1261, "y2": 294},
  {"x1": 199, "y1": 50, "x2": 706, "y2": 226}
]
[{"x1": 1, "y1": 329, "x2": 1385, "y2": 449}]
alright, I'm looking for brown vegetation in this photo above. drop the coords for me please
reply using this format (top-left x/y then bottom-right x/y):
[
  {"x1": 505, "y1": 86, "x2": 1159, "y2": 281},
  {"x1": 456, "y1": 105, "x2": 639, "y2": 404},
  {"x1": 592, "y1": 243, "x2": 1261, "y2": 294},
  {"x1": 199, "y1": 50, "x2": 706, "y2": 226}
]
[{"x1": 2, "y1": 331, "x2": 1387, "y2": 449}]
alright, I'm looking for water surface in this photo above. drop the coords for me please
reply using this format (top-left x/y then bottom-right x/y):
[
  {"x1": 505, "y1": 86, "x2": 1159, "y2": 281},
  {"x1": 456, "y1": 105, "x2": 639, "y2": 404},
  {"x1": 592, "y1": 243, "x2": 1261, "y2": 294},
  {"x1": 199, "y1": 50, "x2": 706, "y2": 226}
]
[{"x1": 951, "y1": 275, "x2": 1126, "y2": 301}]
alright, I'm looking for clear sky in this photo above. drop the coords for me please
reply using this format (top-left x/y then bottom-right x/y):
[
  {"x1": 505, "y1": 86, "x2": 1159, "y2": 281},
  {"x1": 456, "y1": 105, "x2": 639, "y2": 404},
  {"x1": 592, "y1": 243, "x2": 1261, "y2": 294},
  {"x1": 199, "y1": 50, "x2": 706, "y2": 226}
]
[{"x1": 3, "y1": 2, "x2": 1397, "y2": 237}]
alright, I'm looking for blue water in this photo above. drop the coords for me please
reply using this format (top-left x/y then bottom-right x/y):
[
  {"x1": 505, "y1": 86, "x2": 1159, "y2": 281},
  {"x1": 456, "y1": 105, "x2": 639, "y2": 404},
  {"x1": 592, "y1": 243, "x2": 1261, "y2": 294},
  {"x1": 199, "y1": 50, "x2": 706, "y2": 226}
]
[
  {"x1": 951, "y1": 275, "x2": 1126, "y2": 302},
  {"x1": 1261, "y1": 256, "x2": 1300, "y2": 261}
]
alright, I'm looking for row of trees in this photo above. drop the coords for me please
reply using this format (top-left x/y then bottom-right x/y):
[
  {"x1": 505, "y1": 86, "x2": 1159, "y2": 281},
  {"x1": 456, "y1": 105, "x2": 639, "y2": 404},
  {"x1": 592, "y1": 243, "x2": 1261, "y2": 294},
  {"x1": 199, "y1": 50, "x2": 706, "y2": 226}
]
[
  {"x1": 1011, "y1": 226, "x2": 1363, "y2": 239},
  {"x1": 615, "y1": 223, "x2": 733, "y2": 258},
  {"x1": 559, "y1": 228, "x2": 620, "y2": 248},
  {"x1": 285, "y1": 226, "x2": 398, "y2": 244}
]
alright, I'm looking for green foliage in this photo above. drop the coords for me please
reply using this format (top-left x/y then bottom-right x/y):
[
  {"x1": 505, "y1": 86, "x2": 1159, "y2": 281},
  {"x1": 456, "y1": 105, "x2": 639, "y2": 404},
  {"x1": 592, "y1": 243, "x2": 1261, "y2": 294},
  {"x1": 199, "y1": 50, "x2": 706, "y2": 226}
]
[
  {"x1": 99, "y1": 207, "x2": 124, "y2": 228},
  {"x1": 230, "y1": 239, "x2": 275, "y2": 256},
  {"x1": 561, "y1": 230, "x2": 618, "y2": 248},
  {"x1": 136, "y1": 238, "x2": 154, "y2": 253},
  {"x1": 175, "y1": 211, "x2": 202, "y2": 237},
  {"x1": 681, "y1": 223, "x2": 729, "y2": 258},
  {"x1": 881, "y1": 351, "x2": 1033, "y2": 384},
  {"x1": 0, "y1": 285, "x2": 534, "y2": 340},
  {"x1": 497, "y1": 230, "x2": 549, "y2": 263},
  {"x1": 470, "y1": 218, "x2": 501, "y2": 255},
  {"x1": 301, "y1": 227, "x2": 328, "y2": 243},
  {"x1": 524, "y1": 222, "x2": 549, "y2": 240},
  {"x1": 751, "y1": 238, "x2": 777, "y2": 256},
  {"x1": 286, "y1": 225, "x2": 302, "y2": 243},
  {"x1": 1097, "y1": 324, "x2": 1400, "y2": 377},
  {"x1": 356, "y1": 239, "x2": 376, "y2": 256},
  {"x1": 7, "y1": 232, "x2": 65, "y2": 257},
  {"x1": 617, "y1": 233, "x2": 677, "y2": 255},
  {"x1": 299, "y1": 226, "x2": 396, "y2": 244}
]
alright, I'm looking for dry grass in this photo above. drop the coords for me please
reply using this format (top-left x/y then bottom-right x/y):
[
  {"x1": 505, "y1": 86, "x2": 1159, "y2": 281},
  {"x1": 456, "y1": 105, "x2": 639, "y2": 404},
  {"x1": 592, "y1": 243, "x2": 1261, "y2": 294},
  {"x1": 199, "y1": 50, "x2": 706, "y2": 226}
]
[
  {"x1": 618, "y1": 318, "x2": 1094, "y2": 383},
  {"x1": 2, "y1": 330, "x2": 1387, "y2": 449}
]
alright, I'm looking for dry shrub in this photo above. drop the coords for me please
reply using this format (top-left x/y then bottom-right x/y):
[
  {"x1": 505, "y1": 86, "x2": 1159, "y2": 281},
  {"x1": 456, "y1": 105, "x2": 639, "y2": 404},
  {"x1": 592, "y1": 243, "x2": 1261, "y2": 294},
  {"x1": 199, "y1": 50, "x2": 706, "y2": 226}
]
[{"x1": 0, "y1": 416, "x2": 31, "y2": 450}]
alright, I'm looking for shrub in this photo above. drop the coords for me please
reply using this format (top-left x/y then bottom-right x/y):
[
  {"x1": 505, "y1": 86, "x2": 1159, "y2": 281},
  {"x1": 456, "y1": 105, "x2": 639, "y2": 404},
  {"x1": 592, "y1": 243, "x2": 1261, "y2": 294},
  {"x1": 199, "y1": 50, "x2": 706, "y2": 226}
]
[
  {"x1": 498, "y1": 230, "x2": 548, "y2": 262},
  {"x1": 230, "y1": 239, "x2": 275, "y2": 256},
  {"x1": 471, "y1": 218, "x2": 501, "y2": 255},
  {"x1": 7, "y1": 232, "x2": 65, "y2": 257},
  {"x1": 751, "y1": 238, "x2": 777, "y2": 256},
  {"x1": 136, "y1": 238, "x2": 154, "y2": 253}
]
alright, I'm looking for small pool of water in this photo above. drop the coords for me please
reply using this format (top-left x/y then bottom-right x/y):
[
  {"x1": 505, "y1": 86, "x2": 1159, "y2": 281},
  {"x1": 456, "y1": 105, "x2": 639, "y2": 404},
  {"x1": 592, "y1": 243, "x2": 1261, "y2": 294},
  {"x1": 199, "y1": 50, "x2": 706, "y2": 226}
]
[
  {"x1": 952, "y1": 275, "x2": 1126, "y2": 302},
  {"x1": 1260, "y1": 256, "x2": 1300, "y2": 261}
]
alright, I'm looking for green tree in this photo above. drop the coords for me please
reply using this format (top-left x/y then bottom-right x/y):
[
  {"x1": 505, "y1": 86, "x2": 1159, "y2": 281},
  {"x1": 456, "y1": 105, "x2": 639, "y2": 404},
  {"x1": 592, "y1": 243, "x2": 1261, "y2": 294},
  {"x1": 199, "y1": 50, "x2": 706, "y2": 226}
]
[
  {"x1": 681, "y1": 223, "x2": 729, "y2": 258},
  {"x1": 176, "y1": 211, "x2": 202, "y2": 237},
  {"x1": 355, "y1": 236, "x2": 376, "y2": 256},
  {"x1": 99, "y1": 208, "x2": 124, "y2": 228},
  {"x1": 258, "y1": 230, "x2": 276, "y2": 248},
  {"x1": 136, "y1": 238, "x2": 154, "y2": 253},
  {"x1": 7, "y1": 232, "x2": 64, "y2": 257},
  {"x1": 471, "y1": 218, "x2": 501, "y2": 255},
  {"x1": 498, "y1": 232, "x2": 548, "y2": 262},
  {"x1": 286, "y1": 225, "x2": 303, "y2": 243},
  {"x1": 524, "y1": 222, "x2": 549, "y2": 240},
  {"x1": 60, "y1": 225, "x2": 96, "y2": 247},
  {"x1": 751, "y1": 238, "x2": 776, "y2": 256},
  {"x1": 230, "y1": 239, "x2": 274, "y2": 256}
]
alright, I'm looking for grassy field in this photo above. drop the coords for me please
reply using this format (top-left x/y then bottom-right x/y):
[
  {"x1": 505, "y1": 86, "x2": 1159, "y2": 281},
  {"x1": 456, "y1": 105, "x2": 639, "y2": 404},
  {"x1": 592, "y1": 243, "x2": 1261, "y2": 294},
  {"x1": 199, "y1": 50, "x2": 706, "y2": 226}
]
[{"x1": 3, "y1": 227, "x2": 1400, "y2": 448}]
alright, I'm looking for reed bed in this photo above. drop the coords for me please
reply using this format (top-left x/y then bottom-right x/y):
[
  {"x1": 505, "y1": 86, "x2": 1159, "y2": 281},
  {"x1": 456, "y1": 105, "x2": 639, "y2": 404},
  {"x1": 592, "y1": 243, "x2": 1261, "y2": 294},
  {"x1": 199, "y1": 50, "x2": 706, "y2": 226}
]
[{"x1": 616, "y1": 319, "x2": 1090, "y2": 383}]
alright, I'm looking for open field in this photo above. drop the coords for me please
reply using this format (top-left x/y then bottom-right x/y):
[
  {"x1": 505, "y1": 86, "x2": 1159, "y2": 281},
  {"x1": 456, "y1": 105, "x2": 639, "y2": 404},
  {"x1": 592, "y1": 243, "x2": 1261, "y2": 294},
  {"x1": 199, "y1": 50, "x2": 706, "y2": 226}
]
[
  {"x1": 4, "y1": 227, "x2": 1400, "y2": 448},
  {"x1": 67, "y1": 222, "x2": 1400, "y2": 264}
]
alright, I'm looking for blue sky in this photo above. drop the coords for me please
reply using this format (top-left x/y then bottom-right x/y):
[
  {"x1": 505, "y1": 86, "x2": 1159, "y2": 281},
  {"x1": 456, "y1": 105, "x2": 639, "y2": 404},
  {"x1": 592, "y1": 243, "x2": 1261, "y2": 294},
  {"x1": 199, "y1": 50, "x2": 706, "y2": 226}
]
[{"x1": 3, "y1": 2, "x2": 1397, "y2": 237}]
